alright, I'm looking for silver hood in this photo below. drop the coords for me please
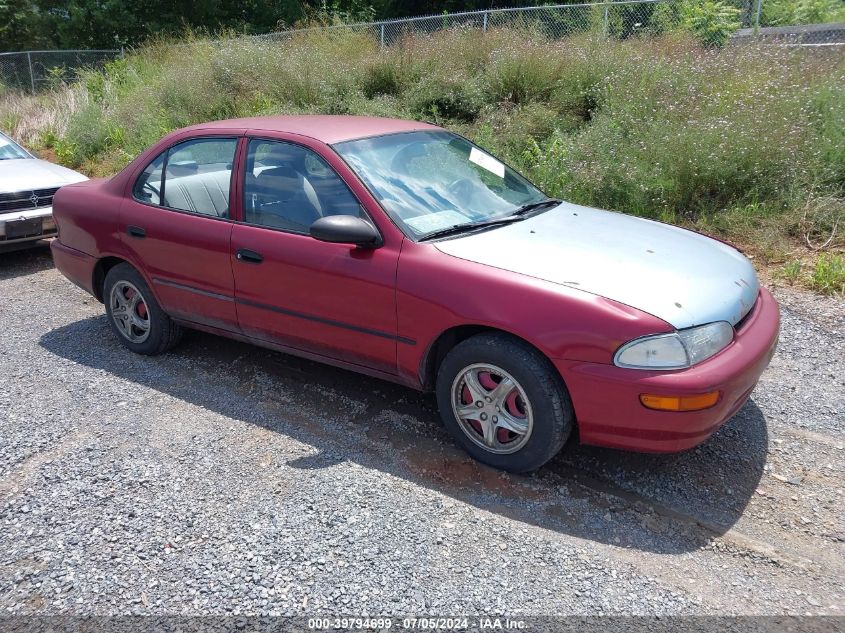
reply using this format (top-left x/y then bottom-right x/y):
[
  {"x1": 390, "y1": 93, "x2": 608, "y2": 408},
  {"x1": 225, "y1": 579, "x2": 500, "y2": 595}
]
[
  {"x1": 434, "y1": 202, "x2": 759, "y2": 330},
  {"x1": 0, "y1": 158, "x2": 87, "y2": 192}
]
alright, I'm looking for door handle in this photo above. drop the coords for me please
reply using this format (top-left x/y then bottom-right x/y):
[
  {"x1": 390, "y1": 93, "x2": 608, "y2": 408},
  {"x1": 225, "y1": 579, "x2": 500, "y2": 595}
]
[
  {"x1": 236, "y1": 248, "x2": 263, "y2": 264},
  {"x1": 127, "y1": 225, "x2": 146, "y2": 238}
]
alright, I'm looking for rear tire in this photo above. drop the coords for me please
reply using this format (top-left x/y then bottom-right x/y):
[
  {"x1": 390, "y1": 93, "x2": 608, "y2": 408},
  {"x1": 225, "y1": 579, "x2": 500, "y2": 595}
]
[
  {"x1": 103, "y1": 263, "x2": 183, "y2": 355},
  {"x1": 435, "y1": 333, "x2": 574, "y2": 473}
]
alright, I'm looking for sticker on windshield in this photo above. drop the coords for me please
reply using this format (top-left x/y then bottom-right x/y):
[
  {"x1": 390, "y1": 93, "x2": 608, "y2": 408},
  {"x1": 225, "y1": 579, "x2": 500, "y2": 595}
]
[
  {"x1": 405, "y1": 210, "x2": 470, "y2": 234},
  {"x1": 469, "y1": 147, "x2": 505, "y2": 179}
]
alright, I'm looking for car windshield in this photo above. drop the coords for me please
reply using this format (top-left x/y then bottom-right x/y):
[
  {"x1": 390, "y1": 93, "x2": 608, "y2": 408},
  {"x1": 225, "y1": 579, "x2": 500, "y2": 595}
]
[
  {"x1": 0, "y1": 133, "x2": 32, "y2": 160},
  {"x1": 333, "y1": 131, "x2": 548, "y2": 240}
]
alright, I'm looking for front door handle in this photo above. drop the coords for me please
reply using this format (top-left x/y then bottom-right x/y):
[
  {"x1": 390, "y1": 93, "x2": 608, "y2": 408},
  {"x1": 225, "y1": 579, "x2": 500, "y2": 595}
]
[
  {"x1": 236, "y1": 248, "x2": 263, "y2": 264},
  {"x1": 127, "y1": 225, "x2": 146, "y2": 238}
]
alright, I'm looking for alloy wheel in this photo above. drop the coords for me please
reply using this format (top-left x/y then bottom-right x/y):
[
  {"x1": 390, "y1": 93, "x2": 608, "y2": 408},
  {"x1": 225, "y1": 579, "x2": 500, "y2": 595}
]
[
  {"x1": 109, "y1": 280, "x2": 151, "y2": 343},
  {"x1": 450, "y1": 363, "x2": 534, "y2": 454}
]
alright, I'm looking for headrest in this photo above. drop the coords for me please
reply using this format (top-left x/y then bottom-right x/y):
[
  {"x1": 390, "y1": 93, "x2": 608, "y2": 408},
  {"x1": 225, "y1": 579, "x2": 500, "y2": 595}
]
[{"x1": 261, "y1": 143, "x2": 301, "y2": 165}]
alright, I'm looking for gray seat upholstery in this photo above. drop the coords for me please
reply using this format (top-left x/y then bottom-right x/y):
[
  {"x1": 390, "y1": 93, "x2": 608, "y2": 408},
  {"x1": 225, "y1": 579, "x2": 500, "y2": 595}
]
[
  {"x1": 163, "y1": 170, "x2": 231, "y2": 217},
  {"x1": 245, "y1": 164, "x2": 322, "y2": 231},
  {"x1": 242, "y1": 141, "x2": 364, "y2": 232}
]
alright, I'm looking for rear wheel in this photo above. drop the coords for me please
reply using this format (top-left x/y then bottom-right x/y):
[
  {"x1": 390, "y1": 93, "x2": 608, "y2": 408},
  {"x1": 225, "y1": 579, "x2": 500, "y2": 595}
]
[
  {"x1": 435, "y1": 333, "x2": 574, "y2": 473},
  {"x1": 103, "y1": 263, "x2": 183, "y2": 355}
]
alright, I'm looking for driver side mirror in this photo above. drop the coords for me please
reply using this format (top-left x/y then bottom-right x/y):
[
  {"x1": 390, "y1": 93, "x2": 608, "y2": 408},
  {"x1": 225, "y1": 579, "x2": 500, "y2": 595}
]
[{"x1": 310, "y1": 215, "x2": 383, "y2": 248}]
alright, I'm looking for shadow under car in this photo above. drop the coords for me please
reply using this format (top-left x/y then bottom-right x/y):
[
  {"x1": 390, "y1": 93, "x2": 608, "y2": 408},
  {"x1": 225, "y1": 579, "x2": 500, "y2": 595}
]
[{"x1": 39, "y1": 315, "x2": 768, "y2": 554}]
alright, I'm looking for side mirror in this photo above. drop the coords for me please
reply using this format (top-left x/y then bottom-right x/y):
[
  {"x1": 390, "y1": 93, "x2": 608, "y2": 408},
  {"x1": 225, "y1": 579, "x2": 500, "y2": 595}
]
[{"x1": 310, "y1": 215, "x2": 383, "y2": 248}]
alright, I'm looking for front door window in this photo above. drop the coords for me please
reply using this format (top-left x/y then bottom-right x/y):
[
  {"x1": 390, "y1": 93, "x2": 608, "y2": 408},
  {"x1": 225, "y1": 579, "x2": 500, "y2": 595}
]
[{"x1": 243, "y1": 140, "x2": 363, "y2": 233}]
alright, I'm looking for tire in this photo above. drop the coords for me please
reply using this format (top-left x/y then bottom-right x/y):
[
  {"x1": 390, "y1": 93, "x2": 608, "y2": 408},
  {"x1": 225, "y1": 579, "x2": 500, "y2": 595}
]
[
  {"x1": 435, "y1": 333, "x2": 574, "y2": 473},
  {"x1": 103, "y1": 263, "x2": 183, "y2": 355}
]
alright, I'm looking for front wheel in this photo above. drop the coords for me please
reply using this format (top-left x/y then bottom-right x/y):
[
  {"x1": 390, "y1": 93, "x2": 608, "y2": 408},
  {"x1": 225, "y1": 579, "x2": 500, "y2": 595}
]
[
  {"x1": 435, "y1": 333, "x2": 574, "y2": 473},
  {"x1": 103, "y1": 263, "x2": 183, "y2": 355}
]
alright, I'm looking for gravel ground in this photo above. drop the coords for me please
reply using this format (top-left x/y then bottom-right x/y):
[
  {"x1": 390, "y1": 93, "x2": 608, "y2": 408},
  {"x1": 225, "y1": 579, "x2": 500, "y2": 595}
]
[{"x1": 0, "y1": 245, "x2": 843, "y2": 616}]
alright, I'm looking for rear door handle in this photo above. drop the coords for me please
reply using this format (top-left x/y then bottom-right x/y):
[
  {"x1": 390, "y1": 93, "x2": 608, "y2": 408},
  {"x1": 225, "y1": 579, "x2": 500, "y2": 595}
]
[
  {"x1": 127, "y1": 225, "x2": 146, "y2": 238},
  {"x1": 236, "y1": 248, "x2": 263, "y2": 264}
]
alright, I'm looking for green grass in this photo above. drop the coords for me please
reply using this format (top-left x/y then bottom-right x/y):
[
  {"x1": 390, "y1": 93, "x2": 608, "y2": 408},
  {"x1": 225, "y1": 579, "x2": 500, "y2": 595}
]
[
  {"x1": 811, "y1": 253, "x2": 845, "y2": 295},
  {"x1": 1, "y1": 26, "x2": 844, "y2": 294},
  {"x1": 781, "y1": 260, "x2": 802, "y2": 285}
]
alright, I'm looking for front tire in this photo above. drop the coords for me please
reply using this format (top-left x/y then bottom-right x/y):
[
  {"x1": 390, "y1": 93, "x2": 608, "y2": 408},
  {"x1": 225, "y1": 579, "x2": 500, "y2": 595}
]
[
  {"x1": 435, "y1": 333, "x2": 574, "y2": 473},
  {"x1": 103, "y1": 263, "x2": 183, "y2": 355}
]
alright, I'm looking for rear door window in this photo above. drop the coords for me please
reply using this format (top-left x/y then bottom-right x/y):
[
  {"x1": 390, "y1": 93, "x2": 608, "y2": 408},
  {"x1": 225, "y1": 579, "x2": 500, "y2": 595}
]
[{"x1": 133, "y1": 137, "x2": 237, "y2": 219}]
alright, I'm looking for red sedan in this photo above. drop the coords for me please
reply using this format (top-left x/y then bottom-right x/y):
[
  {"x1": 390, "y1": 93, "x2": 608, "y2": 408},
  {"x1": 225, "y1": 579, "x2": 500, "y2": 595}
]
[{"x1": 51, "y1": 116, "x2": 779, "y2": 472}]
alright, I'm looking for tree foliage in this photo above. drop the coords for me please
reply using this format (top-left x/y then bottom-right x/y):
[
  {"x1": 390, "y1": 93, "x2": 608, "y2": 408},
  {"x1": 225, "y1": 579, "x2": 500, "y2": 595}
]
[
  {"x1": 0, "y1": 0, "x2": 54, "y2": 49},
  {"x1": 1, "y1": 0, "x2": 359, "y2": 49},
  {"x1": 5, "y1": 0, "x2": 845, "y2": 52},
  {"x1": 0, "y1": 0, "x2": 620, "y2": 51},
  {"x1": 1, "y1": 0, "x2": 608, "y2": 50}
]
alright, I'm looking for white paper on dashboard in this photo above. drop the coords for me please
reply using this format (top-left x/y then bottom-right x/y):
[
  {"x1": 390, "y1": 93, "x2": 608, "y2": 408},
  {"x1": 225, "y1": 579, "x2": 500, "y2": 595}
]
[
  {"x1": 405, "y1": 210, "x2": 470, "y2": 234},
  {"x1": 469, "y1": 147, "x2": 505, "y2": 178}
]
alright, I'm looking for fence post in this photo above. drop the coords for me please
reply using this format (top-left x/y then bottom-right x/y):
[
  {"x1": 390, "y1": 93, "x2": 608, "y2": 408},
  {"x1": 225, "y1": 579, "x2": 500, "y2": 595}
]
[
  {"x1": 26, "y1": 51, "x2": 36, "y2": 94},
  {"x1": 483, "y1": 11, "x2": 488, "y2": 32},
  {"x1": 754, "y1": 0, "x2": 763, "y2": 31},
  {"x1": 603, "y1": 2, "x2": 610, "y2": 36},
  {"x1": 380, "y1": 23, "x2": 385, "y2": 49}
]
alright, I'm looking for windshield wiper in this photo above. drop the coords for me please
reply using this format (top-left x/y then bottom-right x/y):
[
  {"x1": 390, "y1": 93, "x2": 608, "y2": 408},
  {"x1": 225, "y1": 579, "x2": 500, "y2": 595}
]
[
  {"x1": 511, "y1": 198, "x2": 561, "y2": 217},
  {"x1": 418, "y1": 216, "x2": 525, "y2": 242}
]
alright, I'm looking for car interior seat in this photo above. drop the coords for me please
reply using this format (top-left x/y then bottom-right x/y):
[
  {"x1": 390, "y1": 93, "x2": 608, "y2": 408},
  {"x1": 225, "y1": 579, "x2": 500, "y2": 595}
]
[
  {"x1": 162, "y1": 170, "x2": 231, "y2": 218},
  {"x1": 247, "y1": 145, "x2": 323, "y2": 232}
]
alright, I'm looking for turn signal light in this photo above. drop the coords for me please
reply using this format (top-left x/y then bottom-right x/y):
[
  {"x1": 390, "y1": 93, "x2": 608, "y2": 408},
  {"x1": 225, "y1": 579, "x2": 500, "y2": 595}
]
[{"x1": 639, "y1": 391, "x2": 720, "y2": 412}]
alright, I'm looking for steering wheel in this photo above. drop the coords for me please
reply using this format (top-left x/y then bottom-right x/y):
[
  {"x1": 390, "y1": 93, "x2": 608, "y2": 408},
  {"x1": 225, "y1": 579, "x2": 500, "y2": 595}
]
[
  {"x1": 446, "y1": 177, "x2": 481, "y2": 214},
  {"x1": 390, "y1": 141, "x2": 429, "y2": 174},
  {"x1": 139, "y1": 181, "x2": 160, "y2": 203},
  {"x1": 447, "y1": 177, "x2": 475, "y2": 197}
]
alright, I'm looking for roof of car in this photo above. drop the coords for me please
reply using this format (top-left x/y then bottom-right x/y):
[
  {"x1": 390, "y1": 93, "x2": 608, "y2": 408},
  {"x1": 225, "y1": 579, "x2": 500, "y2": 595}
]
[{"x1": 183, "y1": 115, "x2": 441, "y2": 144}]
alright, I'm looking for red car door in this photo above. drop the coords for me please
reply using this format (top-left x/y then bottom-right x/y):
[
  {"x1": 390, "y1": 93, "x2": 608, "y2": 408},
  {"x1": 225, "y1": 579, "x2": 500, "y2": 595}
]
[
  {"x1": 230, "y1": 138, "x2": 401, "y2": 375},
  {"x1": 119, "y1": 135, "x2": 240, "y2": 331}
]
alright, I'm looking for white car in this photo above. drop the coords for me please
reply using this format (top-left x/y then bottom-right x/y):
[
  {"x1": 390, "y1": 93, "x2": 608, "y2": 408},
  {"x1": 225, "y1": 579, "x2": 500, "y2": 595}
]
[{"x1": 0, "y1": 131, "x2": 87, "y2": 251}]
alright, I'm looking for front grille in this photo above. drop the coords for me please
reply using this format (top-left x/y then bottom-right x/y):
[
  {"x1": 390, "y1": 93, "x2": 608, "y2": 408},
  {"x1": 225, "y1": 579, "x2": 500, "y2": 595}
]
[{"x1": 0, "y1": 187, "x2": 60, "y2": 214}]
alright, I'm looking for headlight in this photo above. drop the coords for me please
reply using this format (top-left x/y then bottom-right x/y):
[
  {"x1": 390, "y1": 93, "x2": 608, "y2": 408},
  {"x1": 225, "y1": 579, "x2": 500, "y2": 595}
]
[{"x1": 614, "y1": 322, "x2": 734, "y2": 370}]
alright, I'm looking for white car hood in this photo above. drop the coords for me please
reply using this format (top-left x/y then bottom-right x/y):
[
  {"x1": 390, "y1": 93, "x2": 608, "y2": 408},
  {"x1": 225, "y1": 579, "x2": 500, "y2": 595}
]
[
  {"x1": 0, "y1": 158, "x2": 87, "y2": 192},
  {"x1": 434, "y1": 202, "x2": 760, "y2": 330}
]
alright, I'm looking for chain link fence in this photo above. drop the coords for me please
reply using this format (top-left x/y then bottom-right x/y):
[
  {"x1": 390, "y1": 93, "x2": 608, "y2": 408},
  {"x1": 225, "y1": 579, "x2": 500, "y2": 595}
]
[
  {"x1": 260, "y1": 0, "x2": 666, "y2": 46},
  {"x1": 2, "y1": 0, "x2": 843, "y2": 94},
  {"x1": 285, "y1": 0, "x2": 693, "y2": 47},
  {"x1": 0, "y1": 49, "x2": 120, "y2": 94},
  {"x1": 258, "y1": 0, "x2": 845, "y2": 48}
]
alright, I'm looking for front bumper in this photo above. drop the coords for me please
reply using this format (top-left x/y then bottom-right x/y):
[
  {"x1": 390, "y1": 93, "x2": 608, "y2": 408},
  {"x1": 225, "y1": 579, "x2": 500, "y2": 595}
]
[
  {"x1": 555, "y1": 287, "x2": 780, "y2": 453},
  {"x1": 0, "y1": 206, "x2": 56, "y2": 245}
]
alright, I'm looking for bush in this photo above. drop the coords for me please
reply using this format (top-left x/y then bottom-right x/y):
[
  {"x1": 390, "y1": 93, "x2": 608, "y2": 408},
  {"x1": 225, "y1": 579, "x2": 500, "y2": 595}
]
[
  {"x1": 361, "y1": 58, "x2": 407, "y2": 98},
  {"x1": 484, "y1": 40, "x2": 561, "y2": 105},
  {"x1": 762, "y1": 0, "x2": 845, "y2": 26},
  {"x1": 810, "y1": 85, "x2": 845, "y2": 189},
  {"x1": 407, "y1": 74, "x2": 485, "y2": 122},
  {"x1": 519, "y1": 41, "x2": 843, "y2": 225},
  {"x1": 681, "y1": 0, "x2": 740, "y2": 47}
]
